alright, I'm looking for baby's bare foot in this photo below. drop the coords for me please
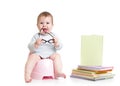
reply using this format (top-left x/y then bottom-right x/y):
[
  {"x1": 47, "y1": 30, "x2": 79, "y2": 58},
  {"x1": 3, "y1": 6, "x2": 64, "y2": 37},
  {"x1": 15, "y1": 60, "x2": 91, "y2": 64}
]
[
  {"x1": 25, "y1": 76, "x2": 32, "y2": 83},
  {"x1": 55, "y1": 73, "x2": 66, "y2": 79}
]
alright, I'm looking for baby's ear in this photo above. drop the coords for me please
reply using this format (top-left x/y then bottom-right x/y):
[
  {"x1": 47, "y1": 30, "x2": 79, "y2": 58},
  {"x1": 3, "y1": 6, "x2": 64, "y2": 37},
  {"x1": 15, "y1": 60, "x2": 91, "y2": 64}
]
[
  {"x1": 36, "y1": 23, "x2": 38, "y2": 26},
  {"x1": 52, "y1": 24, "x2": 54, "y2": 27}
]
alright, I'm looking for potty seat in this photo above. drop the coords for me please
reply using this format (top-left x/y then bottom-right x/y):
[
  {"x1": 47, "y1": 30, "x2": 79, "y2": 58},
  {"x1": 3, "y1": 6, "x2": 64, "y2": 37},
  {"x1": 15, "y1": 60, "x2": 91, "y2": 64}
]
[{"x1": 31, "y1": 59, "x2": 54, "y2": 80}]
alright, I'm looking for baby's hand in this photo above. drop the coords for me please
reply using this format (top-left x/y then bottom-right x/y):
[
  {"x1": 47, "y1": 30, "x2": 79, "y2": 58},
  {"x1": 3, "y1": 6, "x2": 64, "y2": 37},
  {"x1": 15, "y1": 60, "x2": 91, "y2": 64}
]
[
  {"x1": 34, "y1": 38, "x2": 42, "y2": 48},
  {"x1": 53, "y1": 37, "x2": 59, "y2": 47}
]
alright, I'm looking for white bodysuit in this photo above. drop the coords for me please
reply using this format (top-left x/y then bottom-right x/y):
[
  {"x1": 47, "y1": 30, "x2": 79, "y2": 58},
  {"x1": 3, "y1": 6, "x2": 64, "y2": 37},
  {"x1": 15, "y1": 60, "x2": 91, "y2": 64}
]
[{"x1": 28, "y1": 32, "x2": 62, "y2": 59}]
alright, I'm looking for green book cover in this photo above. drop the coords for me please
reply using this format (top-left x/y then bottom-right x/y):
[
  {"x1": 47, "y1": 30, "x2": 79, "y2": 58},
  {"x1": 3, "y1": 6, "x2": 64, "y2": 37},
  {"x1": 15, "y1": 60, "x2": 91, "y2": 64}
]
[
  {"x1": 72, "y1": 69, "x2": 109, "y2": 77},
  {"x1": 81, "y1": 35, "x2": 103, "y2": 66},
  {"x1": 72, "y1": 69, "x2": 96, "y2": 75},
  {"x1": 72, "y1": 69, "x2": 97, "y2": 77}
]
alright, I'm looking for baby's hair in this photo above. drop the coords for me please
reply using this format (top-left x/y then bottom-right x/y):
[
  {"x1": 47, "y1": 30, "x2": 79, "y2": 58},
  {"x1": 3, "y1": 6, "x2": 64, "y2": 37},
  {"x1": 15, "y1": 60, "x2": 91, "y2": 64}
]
[{"x1": 37, "y1": 11, "x2": 53, "y2": 24}]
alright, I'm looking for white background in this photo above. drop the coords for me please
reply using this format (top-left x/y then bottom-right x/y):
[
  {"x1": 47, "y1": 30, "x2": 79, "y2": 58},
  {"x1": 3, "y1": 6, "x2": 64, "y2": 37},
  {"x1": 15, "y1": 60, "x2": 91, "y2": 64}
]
[{"x1": 0, "y1": 0, "x2": 120, "y2": 86}]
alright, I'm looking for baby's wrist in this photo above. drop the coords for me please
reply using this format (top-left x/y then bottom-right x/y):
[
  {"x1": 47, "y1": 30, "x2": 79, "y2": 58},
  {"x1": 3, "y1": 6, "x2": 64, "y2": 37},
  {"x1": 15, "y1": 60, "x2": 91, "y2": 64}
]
[
  {"x1": 34, "y1": 42, "x2": 38, "y2": 48},
  {"x1": 54, "y1": 43, "x2": 59, "y2": 48}
]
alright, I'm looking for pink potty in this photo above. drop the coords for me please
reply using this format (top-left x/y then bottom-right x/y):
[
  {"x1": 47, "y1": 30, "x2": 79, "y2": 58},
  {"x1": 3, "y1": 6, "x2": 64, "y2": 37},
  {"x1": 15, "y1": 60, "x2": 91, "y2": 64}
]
[{"x1": 31, "y1": 59, "x2": 54, "y2": 80}]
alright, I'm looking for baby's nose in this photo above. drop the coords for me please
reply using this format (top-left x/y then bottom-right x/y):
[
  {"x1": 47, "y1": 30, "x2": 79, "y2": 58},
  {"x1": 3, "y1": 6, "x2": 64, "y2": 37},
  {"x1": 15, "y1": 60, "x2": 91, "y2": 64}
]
[{"x1": 43, "y1": 23, "x2": 47, "y2": 26}]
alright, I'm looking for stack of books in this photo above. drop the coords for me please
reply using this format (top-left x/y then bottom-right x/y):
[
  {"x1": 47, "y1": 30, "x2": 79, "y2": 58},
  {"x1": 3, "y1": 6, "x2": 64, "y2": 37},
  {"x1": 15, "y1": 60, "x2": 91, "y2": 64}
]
[{"x1": 70, "y1": 65, "x2": 115, "y2": 81}]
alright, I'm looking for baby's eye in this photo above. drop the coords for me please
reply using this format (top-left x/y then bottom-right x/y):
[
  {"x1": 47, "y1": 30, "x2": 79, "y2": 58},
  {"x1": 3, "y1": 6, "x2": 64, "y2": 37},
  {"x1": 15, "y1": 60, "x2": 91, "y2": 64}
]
[
  {"x1": 46, "y1": 22, "x2": 50, "y2": 24},
  {"x1": 40, "y1": 22, "x2": 43, "y2": 24}
]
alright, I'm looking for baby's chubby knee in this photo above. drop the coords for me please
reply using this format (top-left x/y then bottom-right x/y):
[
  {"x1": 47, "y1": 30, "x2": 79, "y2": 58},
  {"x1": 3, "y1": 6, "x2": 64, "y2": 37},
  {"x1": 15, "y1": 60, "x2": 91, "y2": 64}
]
[
  {"x1": 50, "y1": 53, "x2": 61, "y2": 60},
  {"x1": 29, "y1": 53, "x2": 40, "y2": 60}
]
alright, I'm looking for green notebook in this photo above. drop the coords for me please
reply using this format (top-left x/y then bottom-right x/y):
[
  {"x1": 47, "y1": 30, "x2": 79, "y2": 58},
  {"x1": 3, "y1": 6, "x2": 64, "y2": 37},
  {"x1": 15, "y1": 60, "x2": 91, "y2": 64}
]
[{"x1": 81, "y1": 35, "x2": 103, "y2": 66}]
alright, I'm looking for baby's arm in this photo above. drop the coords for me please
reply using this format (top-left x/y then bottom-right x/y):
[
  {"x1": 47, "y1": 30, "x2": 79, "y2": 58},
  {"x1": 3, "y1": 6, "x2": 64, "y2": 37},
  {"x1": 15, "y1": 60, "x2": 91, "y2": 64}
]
[
  {"x1": 34, "y1": 38, "x2": 42, "y2": 48},
  {"x1": 28, "y1": 33, "x2": 41, "y2": 52},
  {"x1": 28, "y1": 37, "x2": 36, "y2": 52},
  {"x1": 53, "y1": 37, "x2": 62, "y2": 50},
  {"x1": 50, "y1": 32, "x2": 62, "y2": 50}
]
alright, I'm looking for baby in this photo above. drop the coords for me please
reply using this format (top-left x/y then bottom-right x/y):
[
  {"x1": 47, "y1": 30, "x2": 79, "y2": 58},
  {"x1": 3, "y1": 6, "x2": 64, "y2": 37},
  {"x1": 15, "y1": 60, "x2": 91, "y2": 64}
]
[{"x1": 24, "y1": 11, "x2": 66, "y2": 83}]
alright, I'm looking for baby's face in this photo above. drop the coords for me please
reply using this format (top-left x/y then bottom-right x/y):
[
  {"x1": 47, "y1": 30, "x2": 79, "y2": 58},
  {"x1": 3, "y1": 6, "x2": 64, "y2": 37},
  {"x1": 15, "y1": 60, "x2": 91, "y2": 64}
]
[{"x1": 37, "y1": 16, "x2": 53, "y2": 34}]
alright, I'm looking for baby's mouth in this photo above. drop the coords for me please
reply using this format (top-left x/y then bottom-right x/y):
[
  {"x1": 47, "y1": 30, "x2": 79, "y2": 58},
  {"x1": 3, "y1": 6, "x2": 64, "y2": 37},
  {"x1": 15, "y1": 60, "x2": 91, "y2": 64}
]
[{"x1": 41, "y1": 28, "x2": 48, "y2": 33}]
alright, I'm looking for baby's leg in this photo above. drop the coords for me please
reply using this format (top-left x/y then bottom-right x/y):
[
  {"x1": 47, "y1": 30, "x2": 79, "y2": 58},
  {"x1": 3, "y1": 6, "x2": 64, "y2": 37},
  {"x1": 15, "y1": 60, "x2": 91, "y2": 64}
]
[
  {"x1": 24, "y1": 53, "x2": 41, "y2": 83},
  {"x1": 49, "y1": 53, "x2": 66, "y2": 79}
]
